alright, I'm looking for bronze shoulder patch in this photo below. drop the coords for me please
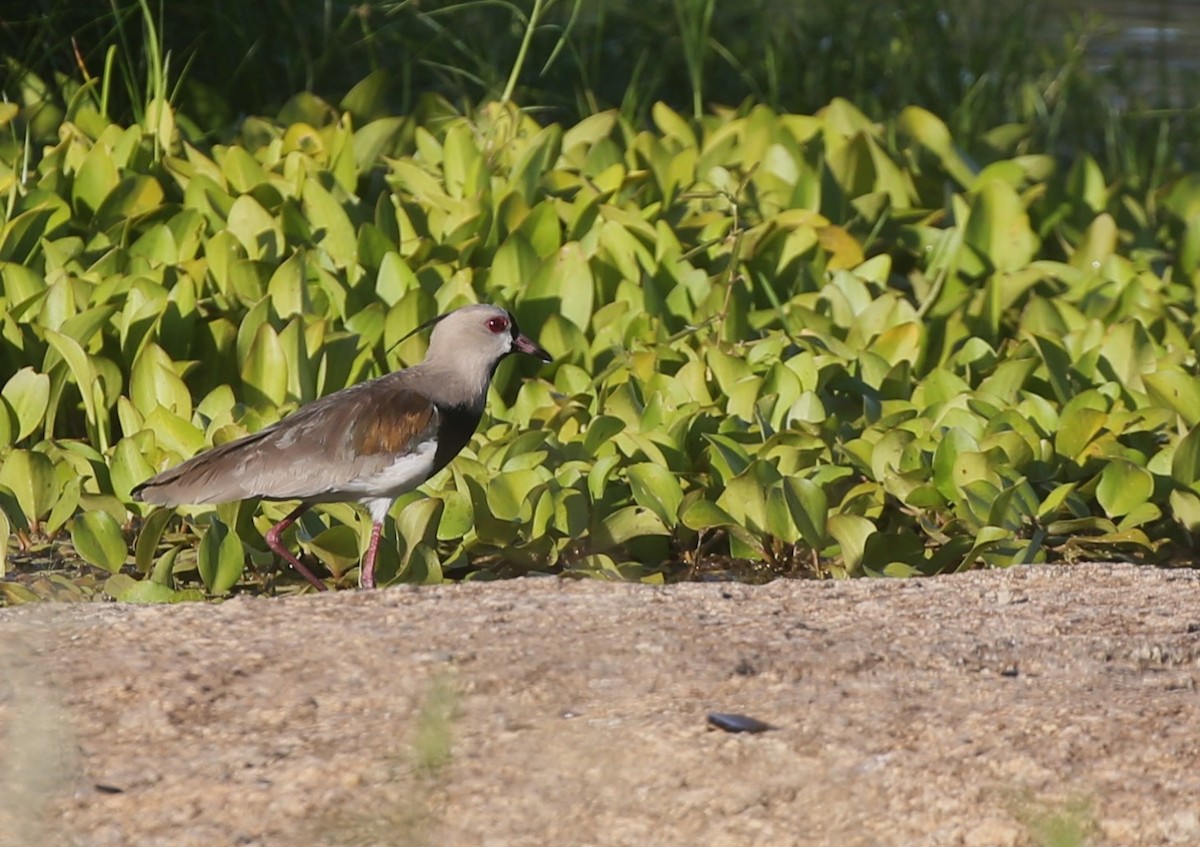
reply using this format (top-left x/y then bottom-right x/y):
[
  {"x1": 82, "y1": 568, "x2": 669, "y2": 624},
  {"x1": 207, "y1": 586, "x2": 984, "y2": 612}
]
[{"x1": 352, "y1": 390, "x2": 436, "y2": 456}]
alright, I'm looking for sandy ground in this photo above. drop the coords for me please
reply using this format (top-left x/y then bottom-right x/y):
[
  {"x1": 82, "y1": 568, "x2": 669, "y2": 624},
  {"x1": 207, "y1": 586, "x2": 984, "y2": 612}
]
[{"x1": 1, "y1": 563, "x2": 1199, "y2": 847}]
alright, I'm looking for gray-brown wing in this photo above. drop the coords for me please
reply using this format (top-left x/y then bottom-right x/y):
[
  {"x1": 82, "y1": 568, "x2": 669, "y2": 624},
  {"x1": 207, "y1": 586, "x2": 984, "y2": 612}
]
[{"x1": 133, "y1": 376, "x2": 439, "y2": 506}]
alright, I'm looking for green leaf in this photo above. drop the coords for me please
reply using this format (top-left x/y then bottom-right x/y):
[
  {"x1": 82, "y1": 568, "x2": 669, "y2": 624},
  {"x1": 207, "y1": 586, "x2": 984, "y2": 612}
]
[
  {"x1": 241, "y1": 322, "x2": 288, "y2": 407},
  {"x1": 130, "y1": 342, "x2": 192, "y2": 418},
  {"x1": 376, "y1": 252, "x2": 418, "y2": 307},
  {"x1": 437, "y1": 484, "x2": 475, "y2": 541},
  {"x1": 627, "y1": 463, "x2": 684, "y2": 529},
  {"x1": 1169, "y1": 489, "x2": 1200, "y2": 534},
  {"x1": 442, "y1": 121, "x2": 484, "y2": 198},
  {"x1": 1096, "y1": 461, "x2": 1153, "y2": 519},
  {"x1": 827, "y1": 514, "x2": 875, "y2": 573},
  {"x1": 228, "y1": 194, "x2": 285, "y2": 262},
  {"x1": 964, "y1": 179, "x2": 1038, "y2": 272},
  {"x1": 525, "y1": 242, "x2": 595, "y2": 331},
  {"x1": 583, "y1": 416, "x2": 627, "y2": 456},
  {"x1": 932, "y1": 428, "x2": 978, "y2": 500},
  {"x1": 1054, "y1": 407, "x2": 1107, "y2": 462},
  {"x1": 1, "y1": 368, "x2": 50, "y2": 441},
  {"x1": 342, "y1": 69, "x2": 393, "y2": 122},
  {"x1": 44, "y1": 477, "x2": 81, "y2": 537},
  {"x1": 0, "y1": 449, "x2": 57, "y2": 524},
  {"x1": 395, "y1": 496, "x2": 444, "y2": 584},
  {"x1": 1172, "y1": 423, "x2": 1200, "y2": 490},
  {"x1": 652, "y1": 101, "x2": 697, "y2": 148},
  {"x1": 717, "y1": 459, "x2": 780, "y2": 537},
  {"x1": 70, "y1": 510, "x2": 128, "y2": 574},
  {"x1": 302, "y1": 525, "x2": 361, "y2": 579},
  {"x1": 134, "y1": 507, "x2": 174, "y2": 576},
  {"x1": 301, "y1": 175, "x2": 358, "y2": 268},
  {"x1": 103, "y1": 574, "x2": 205, "y2": 603},
  {"x1": 680, "y1": 499, "x2": 737, "y2": 531},
  {"x1": 73, "y1": 142, "x2": 120, "y2": 214},
  {"x1": 151, "y1": 546, "x2": 181, "y2": 587},
  {"x1": 44, "y1": 329, "x2": 104, "y2": 443},
  {"x1": 783, "y1": 477, "x2": 828, "y2": 548},
  {"x1": 0, "y1": 508, "x2": 8, "y2": 577},
  {"x1": 1145, "y1": 370, "x2": 1200, "y2": 427},
  {"x1": 197, "y1": 519, "x2": 245, "y2": 595},
  {"x1": 487, "y1": 469, "x2": 543, "y2": 522},
  {"x1": 595, "y1": 505, "x2": 670, "y2": 551},
  {"x1": 96, "y1": 175, "x2": 165, "y2": 225},
  {"x1": 218, "y1": 144, "x2": 270, "y2": 192}
]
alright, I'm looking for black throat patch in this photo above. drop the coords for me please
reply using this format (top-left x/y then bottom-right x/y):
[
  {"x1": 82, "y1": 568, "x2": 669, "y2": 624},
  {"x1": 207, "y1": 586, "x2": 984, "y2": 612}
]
[{"x1": 432, "y1": 403, "x2": 483, "y2": 476}]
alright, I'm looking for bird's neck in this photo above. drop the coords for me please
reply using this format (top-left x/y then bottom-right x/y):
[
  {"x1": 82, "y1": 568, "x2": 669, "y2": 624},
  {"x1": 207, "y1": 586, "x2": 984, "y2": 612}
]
[{"x1": 409, "y1": 360, "x2": 493, "y2": 413}]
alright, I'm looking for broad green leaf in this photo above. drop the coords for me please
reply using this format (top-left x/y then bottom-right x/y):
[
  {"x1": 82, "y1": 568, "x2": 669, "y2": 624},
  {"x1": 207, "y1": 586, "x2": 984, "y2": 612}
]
[
  {"x1": 241, "y1": 322, "x2": 288, "y2": 407},
  {"x1": 341, "y1": 68, "x2": 393, "y2": 123},
  {"x1": 103, "y1": 574, "x2": 205, "y2": 603},
  {"x1": 134, "y1": 507, "x2": 174, "y2": 576},
  {"x1": 0, "y1": 449, "x2": 56, "y2": 524},
  {"x1": 442, "y1": 121, "x2": 484, "y2": 198},
  {"x1": 73, "y1": 143, "x2": 120, "y2": 214},
  {"x1": 0, "y1": 207, "x2": 63, "y2": 264},
  {"x1": 932, "y1": 428, "x2": 978, "y2": 500},
  {"x1": 652, "y1": 101, "x2": 697, "y2": 148},
  {"x1": 437, "y1": 484, "x2": 475, "y2": 540},
  {"x1": 218, "y1": 145, "x2": 270, "y2": 192},
  {"x1": 376, "y1": 252, "x2": 418, "y2": 307},
  {"x1": 227, "y1": 194, "x2": 284, "y2": 261},
  {"x1": 1172, "y1": 423, "x2": 1200, "y2": 489},
  {"x1": 1055, "y1": 407, "x2": 1107, "y2": 462},
  {"x1": 1, "y1": 368, "x2": 50, "y2": 441},
  {"x1": 1145, "y1": 370, "x2": 1200, "y2": 427},
  {"x1": 44, "y1": 476, "x2": 81, "y2": 537},
  {"x1": 897, "y1": 105, "x2": 975, "y2": 186},
  {"x1": 70, "y1": 510, "x2": 128, "y2": 574},
  {"x1": 1096, "y1": 461, "x2": 1154, "y2": 519},
  {"x1": 491, "y1": 233, "x2": 540, "y2": 297},
  {"x1": 486, "y1": 469, "x2": 543, "y2": 522},
  {"x1": 302, "y1": 525, "x2": 361, "y2": 580},
  {"x1": 96, "y1": 175, "x2": 165, "y2": 225},
  {"x1": 301, "y1": 175, "x2": 358, "y2": 268},
  {"x1": 144, "y1": 406, "x2": 205, "y2": 458},
  {"x1": 827, "y1": 514, "x2": 874, "y2": 573},
  {"x1": 583, "y1": 416, "x2": 627, "y2": 456},
  {"x1": 1071, "y1": 213, "x2": 1117, "y2": 271},
  {"x1": 197, "y1": 518, "x2": 245, "y2": 595},
  {"x1": 1169, "y1": 489, "x2": 1200, "y2": 534},
  {"x1": 717, "y1": 460, "x2": 780, "y2": 537},
  {"x1": 44, "y1": 329, "x2": 103, "y2": 440},
  {"x1": 130, "y1": 342, "x2": 192, "y2": 418},
  {"x1": 679, "y1": 499, "x2": 737, "y2": 531},
  {"x1": 151, "y1": 547, "x2": 182, "y2": 587},
  {"x1": 395, "y1": 497, "x2": 445, "y2": 584},
  {"x1": 587, "y1": 454, "x2": 623, "y2": 503},
  {"x1": 783, "y1": 477, "x2": 828, "y2": 547},
  {"x1": 626, "y1": 463, "x2": 684, "y2": 528},
  {"x1": 595, "y1": 505, "x2": 670, "y2": 550}
]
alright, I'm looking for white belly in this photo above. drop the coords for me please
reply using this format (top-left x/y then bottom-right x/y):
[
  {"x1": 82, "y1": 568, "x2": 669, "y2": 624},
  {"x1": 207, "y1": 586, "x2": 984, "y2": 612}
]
[{"x1": 335, "y1": 441, "x2": 439, "y2": 523}]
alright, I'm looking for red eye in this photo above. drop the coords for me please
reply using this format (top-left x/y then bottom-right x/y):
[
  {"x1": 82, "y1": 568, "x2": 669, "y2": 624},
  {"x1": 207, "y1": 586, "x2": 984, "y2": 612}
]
[{"x1": 486, "y1": 316, "x2": 509, "y2": 334}]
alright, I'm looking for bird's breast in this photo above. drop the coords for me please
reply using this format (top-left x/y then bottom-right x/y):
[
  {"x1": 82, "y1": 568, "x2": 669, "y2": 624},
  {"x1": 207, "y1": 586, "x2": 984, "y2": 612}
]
[{"x1": 339, "y1": 439, "x2": 440, "y2": 500}]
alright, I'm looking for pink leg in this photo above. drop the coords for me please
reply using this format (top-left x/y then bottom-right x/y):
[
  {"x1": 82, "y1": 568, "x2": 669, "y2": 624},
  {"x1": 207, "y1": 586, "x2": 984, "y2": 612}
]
[
  {"x1": 264, "y1": 504, "x2": 327, "y2": 592},
  {"x1": 360, "y1": 521, "x2": 383, "y2": 589}
]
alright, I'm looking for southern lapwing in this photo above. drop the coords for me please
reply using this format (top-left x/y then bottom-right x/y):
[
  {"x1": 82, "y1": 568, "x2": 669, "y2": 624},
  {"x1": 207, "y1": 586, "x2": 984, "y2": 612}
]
[{"x1": 132, "y1": 304, "x2": 551, "y2": 591}]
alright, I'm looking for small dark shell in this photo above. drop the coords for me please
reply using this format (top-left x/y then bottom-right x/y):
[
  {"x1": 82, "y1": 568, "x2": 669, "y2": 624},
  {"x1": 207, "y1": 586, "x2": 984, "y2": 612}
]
[{"x1": 706, "y1": 712, "x2": 775, "y2": 733}]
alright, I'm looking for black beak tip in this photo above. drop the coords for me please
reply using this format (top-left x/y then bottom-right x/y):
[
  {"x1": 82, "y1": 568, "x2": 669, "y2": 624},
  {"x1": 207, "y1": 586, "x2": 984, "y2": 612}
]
[{"x1": 515, "y1": 333, "x2": 552, "y2": 363}]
